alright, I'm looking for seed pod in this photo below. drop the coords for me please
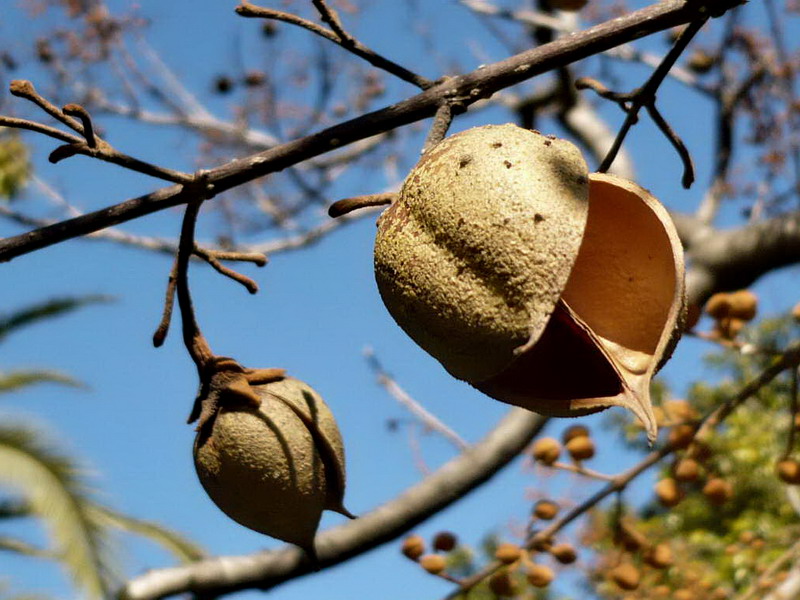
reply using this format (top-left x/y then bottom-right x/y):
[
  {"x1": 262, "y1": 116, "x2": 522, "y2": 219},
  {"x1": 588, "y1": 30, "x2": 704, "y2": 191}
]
[
  {"x1": 610, "y1": 563, "x2": 641, "y2": 591},
  {"x1": 495, "y1": 542, "x2": 523, "y2": 564},
  {"x1": 566, "y1": 435, "x2": 595, "y2": 461},
  {"x1": 776, "y1": 459, "x2": 800, "y2": 484},
  {"x1": 668, "y1": 423, "x2": 696, "y2": 449},
  {"x1": 550, "y1": 543, "x2": 577, "y2": 564},
  {"x1": 193, "y1": 376, "x2": 350, "y2": 554},
  {"x1": 705, "y1": 293, "x2": 732, "y2": 319},
  {"x1": 727, "y1": 290, "x2": 757, "y2": 321},
  {"x1": 374, "y1": 125, "x2": 685, "y2": 443},
  {"x1": 420, "y1": 554, "x2": 447, "y2": 574},
  {"x1": 644, "y1": 543, "x2": 673, "y2": 569},
  {"x1": 655, "y1": 477, "x2": 683, "y2": 507},
  {"x1": 533, "y1": 499, "x2": 559, "y2": 520},
  {"x1": 526, "y1": 563, "x2": 554, "y2": 587},
  {"x1": 488, "y1": 571, "x2": 517, "y2": 596},
  {"x1": 402, "y1": 534, "x2": 426, "y2": 560},
  {"x1": 433, "y1": 531, "x2": 458, "y2": 552},
  {"x1": 532, "y1": 437, "x2": 562, "y2": 465},
  {"x1": 703, "y1": 478, "x2": 733, "y2": 505},
  {"x1": 673, "y1": 458, "x2": 701, "y2": 482},
  {"x1": 562, "y1": 424, "x2": 590, "y2": 444}
]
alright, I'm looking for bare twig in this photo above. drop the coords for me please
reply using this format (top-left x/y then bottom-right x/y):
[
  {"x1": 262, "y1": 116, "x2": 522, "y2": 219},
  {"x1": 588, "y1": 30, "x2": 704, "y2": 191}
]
[
  {"x1": 328, "y1": 192, "x2": 395, "y2": 218},
  {"x1": 120, "y1": 408, "x2": 548, "y2": 599},
  {"x1": 364, "y1": 348, "x2": 469, "y2": 452},
  {"x1": 0, "y1": 0, "x2": 731, "y2": 263},
  {"x1": 580, "y1": 18, "x2": 708, "y2": 188},
  {"x1": 421, "y1": 103, "x2": 455, "y2": 154},
  {"x1": 236, "y1": 1, "x2": 433, "y2": 89},
  {"x1": 192, "y1": 246, "x2": 260, "y2": 294}
]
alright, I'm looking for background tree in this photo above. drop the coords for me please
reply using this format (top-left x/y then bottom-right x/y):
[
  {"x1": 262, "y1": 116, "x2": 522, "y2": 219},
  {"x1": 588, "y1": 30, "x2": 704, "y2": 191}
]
[{"x1": 1, "y1": 0, "x2": 799, "y2": 598}]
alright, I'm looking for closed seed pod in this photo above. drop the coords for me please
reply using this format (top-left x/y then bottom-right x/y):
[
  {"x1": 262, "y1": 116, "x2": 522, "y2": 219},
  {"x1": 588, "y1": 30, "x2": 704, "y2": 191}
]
[
  {"x1": 610, "y1": 563, "x2": 641, "y2": 591},
  {"x1": 562, "y1": 424, "x2": 590, "y2": 444},
  {"x1": 495, "y1": 542, "x2": 523, "y2": 564},
  {"x1": 673, "y1": 458, "x2": 701, "y2": 482},
  {"x1": 727, "y1": 290, "x2": 757, "y2": 321},
  {"x1": 420, "y1": 554, "x2": 447, "y2": 575},
  {"x1": 644, "y1": 543, "x2": 674, "y2": 569},
  {"x1": 526, "y1": 563, "x2": 555, "y2": 587},
  {"x1": 432, "y1": 531, "x2": 458, "y2": 552},
  {"x1": 655, "y1": 477, "x2": 683, "y2": 507},
  {"x1": 402, "y1": 534, "x2": 426, "y2": 560},
  {"x1": 777, "y1": 458, "x2": 800, "y2": 484},
  {"x1": 489, "y1": 571, "x2": 517, "y2": 596},
  {"x1": 375, "y1": 125, "x2": 684, "y2": 443},
  {"x1": 550, "y1": 543, "x2": 577, "y2": 564},
  {"x1": 566, "y1": 435, "x2": 595, "y2": 461},
  {"x1": 193, "y1": 377, "x2": 350, "y2": 555},
  {"x1": 703, "y1": 478, "x2": 733, "y2": 505},
  {"x1": 533, "y1": 499, "x2": 559, "y2": 520},
  {"x1": 532, "y1": 437, "x2": 562, "y2": 465}
]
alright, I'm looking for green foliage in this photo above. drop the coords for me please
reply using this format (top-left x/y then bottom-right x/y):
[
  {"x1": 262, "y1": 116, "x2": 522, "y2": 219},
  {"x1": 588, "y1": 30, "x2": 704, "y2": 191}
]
[
  {"x1": 0, "y1": 297, "x2": 204, "y2": 599},
  {"x1": 0, "y1": 130, "x2": 29, "y2": 200},
  {"x1": 590, "y1": 315, "x2": 800, "y2": 598}
]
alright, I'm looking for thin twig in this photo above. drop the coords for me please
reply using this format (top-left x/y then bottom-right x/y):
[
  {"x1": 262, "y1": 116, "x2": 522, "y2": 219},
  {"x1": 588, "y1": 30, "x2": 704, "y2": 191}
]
[
  {"x1": 328, "y1": 192, "x2": 395, "y2": 218},
  {"x1": 192, "y1": 246, "x2": 260, "y2": 294},
  {"x1": 62, "y1": 103, "x2": 97, "y2": 147},
  {"x1": 9, "y1": 79, "x2": 85, "y2": 134},
  {"x1": 421, "y1": 103, "x2": 454, "y2": 154},
  {"x1": 153, "y1": 259, "x2": 178, "y2": 347},
  {"x1": 549, "y1": 461, "x2": 616, "y2": 483},
  {"x1": 236, "y1": 1, "x2": 433, "y2": 89},
  {"x1": 364, "y1": 347, "x2": 469, "y2": 452},
  {"x1": 587, "y1": 18, "x2": 708, "y2": 188}
]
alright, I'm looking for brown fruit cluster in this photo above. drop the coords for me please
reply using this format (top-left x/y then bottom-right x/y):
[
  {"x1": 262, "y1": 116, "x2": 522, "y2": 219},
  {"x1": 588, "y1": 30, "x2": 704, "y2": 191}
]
[
  {"x1": 374, "y1": 124, "x2": 686, "y2": 443},
  {"x1": 532, "y1": 437, "x2": 562, "y2": 465},
  {"x1": 564, "y1": 426, "x2": 595, "y2": 461},
  {"x1": 401, "y1": 530, "x2": 460, "y2": 576}
]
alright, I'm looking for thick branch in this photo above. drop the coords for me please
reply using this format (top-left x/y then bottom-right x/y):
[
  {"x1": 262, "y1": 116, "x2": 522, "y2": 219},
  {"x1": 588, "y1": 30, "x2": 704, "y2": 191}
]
[
  {"x1": 0, "y1": 0, "x2": 724, "y2": 263},
  {"x1": 119, "y1": 409, "x2": 548, "y2": 599}
]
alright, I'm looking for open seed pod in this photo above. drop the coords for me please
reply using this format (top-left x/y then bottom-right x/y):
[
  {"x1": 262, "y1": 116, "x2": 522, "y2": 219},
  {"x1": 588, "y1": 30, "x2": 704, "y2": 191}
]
[
  {"x1": 374, "y1": 124, "x2": 684, "y2": 441},
  {"x1": 193, "y1": 376, "x2": 350, "y2": 555}
]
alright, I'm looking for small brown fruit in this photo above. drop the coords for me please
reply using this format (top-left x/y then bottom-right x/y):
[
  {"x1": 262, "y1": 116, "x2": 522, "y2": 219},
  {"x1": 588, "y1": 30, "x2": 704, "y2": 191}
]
[
  {"x1": 610, "y1": 563, "x2": 641, "y2": 591},
  {"x1": 673, "y1": 458, "x2": 701, "y2": 482},
  {"x1": 402, "y1": 534, "x2": 426, "y2": 560},
  {"x1": 644, "y1": 543, "x2": 673, "y2": 569},
  {"x1": 495, "y1": 542, "x2": 523, "y2": 564},
  {"x1": 374, "y1": 125, "x2": 685, "y2": 443},
  {"x1": 526, "y1": 563, "x2": 554, "y2": 587},
  {"x1": 727, "y1": 290, "x2": 757, "y2": 321},
  {"x1": 432, "y1": 531, "x2": 458, "y2": 552},
  {"x1": 550, "y1": 543, "x2": 577, "y2": 564},
  {"x1": 703, "y1": 478, "x2": 733, "y2": 505},
  {"x1": 652, "y1": 584, "x2": 671, "y2": 597},
  {"x1": 420, "y1": 553, "x2": 447, "y2": 574},
  {"x1": 705, "y1": 293, "x2": 732, "y2": 319},
  {"x1": 792, "y1": 301, "x2": 800, "y2": 322},
  {"x1": 488, "y1": 571, "x2": 517, "y2": 596},
  {"x1": 193, "y1": 376, "x2": 350, "y2": 555},
  {"x1": 777, "y1": 459, "x2": 800, "y2": 484},
  {"x1": 533, "y1": 499, "x2": 559, "y2": 520},
  {"x1": 532, "y1": 437, "x2": 562, "y2": 465},
  {"x1": 673, "y1": 590, "x2": 695, "y2": 600},
  {"x1": 565, "y1": 435, "x2": 595, "y2": 461},
  {"x1": 655, "y1": 477, "x2": 684, "y2": 507},
  {"x1": 668, "y1": 423, "x2": 696, "y2": 449},
  {"x1": 663, "y1": 399, "x2": 697, "y2": 423},
  {"x1": 562, "y1": 424, "x2": 590, "y2": 443}
]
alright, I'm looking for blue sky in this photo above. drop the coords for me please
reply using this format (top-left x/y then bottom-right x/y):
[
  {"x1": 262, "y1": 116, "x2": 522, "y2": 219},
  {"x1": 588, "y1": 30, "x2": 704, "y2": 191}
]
[{"x1": 1, "y1": 1, "x2": 796, "y2": 599}]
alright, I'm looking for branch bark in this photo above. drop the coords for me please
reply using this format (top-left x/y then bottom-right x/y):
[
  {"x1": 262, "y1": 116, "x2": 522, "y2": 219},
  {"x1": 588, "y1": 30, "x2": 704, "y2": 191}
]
[
  {"x1": 0, "y1": 0, "x2": 721, "y2": 263},
  {"x1": 119, "y1": 409, "x2": 548, "y2": 600}
]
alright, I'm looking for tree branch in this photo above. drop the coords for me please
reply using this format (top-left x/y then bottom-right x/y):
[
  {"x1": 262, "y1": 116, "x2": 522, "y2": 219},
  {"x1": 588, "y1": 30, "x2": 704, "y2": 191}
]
[
  {"x1": 119, "y1": 409, "x2": 548, "y2": 599},
  {"x1": 0, "y1": 0, "x2": 728, "y2": 263}
]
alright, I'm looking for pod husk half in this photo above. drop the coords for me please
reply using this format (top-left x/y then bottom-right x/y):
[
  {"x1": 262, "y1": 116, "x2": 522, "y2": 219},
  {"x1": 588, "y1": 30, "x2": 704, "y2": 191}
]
[{"x1": 473, "y1": 173, "x2": 685, "y2": 441}]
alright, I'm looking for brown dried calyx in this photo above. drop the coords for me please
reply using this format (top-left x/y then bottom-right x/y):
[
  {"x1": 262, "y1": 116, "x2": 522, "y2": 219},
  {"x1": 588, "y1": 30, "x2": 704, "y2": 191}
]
[
  {"x1": 191, "y1": 357, "x2": 353, "y2": 556},
  {"x1": 374, "y1": 124, "x2": 685, "y2": 442}
]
